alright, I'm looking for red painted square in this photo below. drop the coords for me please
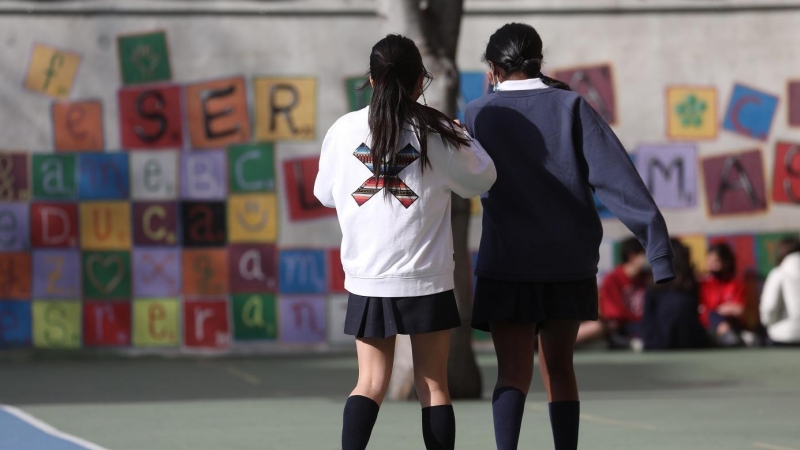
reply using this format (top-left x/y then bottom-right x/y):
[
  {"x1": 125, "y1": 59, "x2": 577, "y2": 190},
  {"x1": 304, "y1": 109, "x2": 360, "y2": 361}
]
[
  {"x1": 30, "y1": 202, "x2": 79, "y2": 248},
  {"x1": 0, "y1": 253, "x2": 31, "y2": 299},
  {"x1": 0, "y1": 152, "x2": 30, "y2": 201},
  {"x1": 701, "y1": 150, "x2": 767, "y2": 216},
  {"x1": 328, "y1": 248, "x2": 346, "y2": 293},
  {"x1": 183, "y1": 299, "x2": 230, "y2": 349},
  {"x1": 773, "y1": 141, "x2": 800, "y2": 204},
  {"x1": 283, "y1": 157, "x2": 336, "y2": 221},
  {"x1": 708, "y1": 235, "x2": 757, "y2": 278},
  {"x1": 789, "y1": 81, "x2": 800, "y2": 127},
  {"x1": 132, "y1": 202, "x2": 179, "y2": 246},
  {"x1": 83, "y1": 301, "x2": 131, "y2": 347},
  {"x1": 228, "y1": 244, "x2": 278, "y2": 293},
  {"x1": 119, "y1": 85, "x2": 184, "y2": 149}
]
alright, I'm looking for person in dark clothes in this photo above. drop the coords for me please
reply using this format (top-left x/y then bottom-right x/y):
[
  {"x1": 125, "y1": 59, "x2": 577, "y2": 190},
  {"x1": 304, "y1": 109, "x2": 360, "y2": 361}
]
[
  {"x1": 314, "y1": 35, "x2": 496, "y2": 450},
  {"x1": 699, "y1": 243, "x2": 747, "y2": 347},
  {"x1": 642, "y1": 239, "x2": 710, "y2": 350},
  {"x1": 464, "y1": 23, "x2": 675, "y2": 450},
  {"x1": 576, "y1": 238, "x2": 651, "y2": 348}
]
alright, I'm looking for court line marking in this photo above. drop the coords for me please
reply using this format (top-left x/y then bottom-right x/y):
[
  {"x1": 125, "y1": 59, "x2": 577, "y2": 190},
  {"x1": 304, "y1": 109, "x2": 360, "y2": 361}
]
[
  {"x1": 526, "y1": 404, "x2": 657, "y2": 431},
  {"x1": 225, "y1": 365, "x2": 262, "y2": 386},
  {"x1": 0, "y1": 405, "x2": 109, "y2": 450},
  {"x1": 753, "y1": 443, "x2": 800, "y2": 450},
  {"x1": 581, "y1": 413, "x2": 658, "y2": 431}
]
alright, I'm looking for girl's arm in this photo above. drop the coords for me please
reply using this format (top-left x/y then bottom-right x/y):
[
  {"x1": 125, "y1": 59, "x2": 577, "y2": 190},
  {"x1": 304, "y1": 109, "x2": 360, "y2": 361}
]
[
  {"x1": 577, "y1": 99, "x2": 676, "y2": 284},
  {"x1": 313, "y1": 123, "x2": 339, "y2": 208},
  {"x1": 760, "y1": 270, "x2": 783, "y2": 326},
  {"x1": 430, "y1": 131, "x2": 497, "y2": 199}
]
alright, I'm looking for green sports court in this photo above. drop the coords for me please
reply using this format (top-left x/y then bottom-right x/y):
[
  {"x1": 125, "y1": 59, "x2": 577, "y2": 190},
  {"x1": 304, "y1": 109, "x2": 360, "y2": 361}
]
[{"x1": 2, "y1": 349, "x2": 798, "y2": 449}]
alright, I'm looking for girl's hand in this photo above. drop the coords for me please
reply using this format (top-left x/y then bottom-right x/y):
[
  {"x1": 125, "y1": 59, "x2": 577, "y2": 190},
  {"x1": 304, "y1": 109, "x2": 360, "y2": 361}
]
[{"x1": 453, "y1": 119, "x2": 466, "y2": 130}]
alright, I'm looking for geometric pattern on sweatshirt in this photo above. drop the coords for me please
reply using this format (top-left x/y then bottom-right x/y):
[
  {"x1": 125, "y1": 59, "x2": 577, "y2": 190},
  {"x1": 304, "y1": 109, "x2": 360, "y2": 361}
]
[{"x1": 352, "y1": 143, "x2": 420, "y2": 208}]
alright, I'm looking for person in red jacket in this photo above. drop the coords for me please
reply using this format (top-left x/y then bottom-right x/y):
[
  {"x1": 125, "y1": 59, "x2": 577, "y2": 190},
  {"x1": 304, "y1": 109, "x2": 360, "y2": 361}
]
[
  {"x1": 699, "y1": 243, "x2": 747, "y2": 347},
  {"x1": 577, "y1": 238, "x2": 650, "y2": 347}
]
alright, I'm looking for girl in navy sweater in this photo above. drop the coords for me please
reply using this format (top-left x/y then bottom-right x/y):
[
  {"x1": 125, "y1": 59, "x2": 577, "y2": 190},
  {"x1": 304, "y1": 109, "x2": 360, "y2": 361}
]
[
  {"x1": 464, "y1": 23, "x2": 675, "y2": 449},
  {"x1": 315, "y1": 35, "x2": 496, "y2": 449}
]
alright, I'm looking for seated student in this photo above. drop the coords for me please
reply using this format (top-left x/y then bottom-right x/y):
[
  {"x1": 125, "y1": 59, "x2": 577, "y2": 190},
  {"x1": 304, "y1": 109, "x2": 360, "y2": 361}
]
[
  {"x1": 699, "y1": 243, "x2": 747, "y2": 347},
  {"x1": 576, "y1": 238, "x2": 650, "y2": 348},
  {"x1": 760, "y1": 238, "x2": 800, "y2": 345},
  {"x1": 642, "y1": 239, "x2": 710, "y2": 350}
]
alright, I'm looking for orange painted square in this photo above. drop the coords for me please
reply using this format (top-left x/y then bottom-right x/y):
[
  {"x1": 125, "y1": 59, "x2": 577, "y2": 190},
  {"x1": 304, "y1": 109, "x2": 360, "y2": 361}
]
[
  {"x1": 52, "y1": 101, "x2": 104, "y2": 152},
  {"x1": 182, "y1": 248, "x2": 228, "y2": 296},
  {"x1": 186, "y1": 77, "x2": 250, "y2": 149},
  {"x1": 0, "y1": 253, "x2": 32, "y2": 299}
]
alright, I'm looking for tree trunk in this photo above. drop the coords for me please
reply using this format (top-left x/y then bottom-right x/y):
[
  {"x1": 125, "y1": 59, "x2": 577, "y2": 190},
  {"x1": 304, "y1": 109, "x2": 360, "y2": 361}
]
[{"x1": 379, "y1": 0, "x2": 482, "y2": 401}]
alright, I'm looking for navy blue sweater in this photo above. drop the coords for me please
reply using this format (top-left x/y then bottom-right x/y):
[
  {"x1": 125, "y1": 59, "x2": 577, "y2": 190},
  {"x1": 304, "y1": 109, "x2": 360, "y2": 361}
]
[{"x1": 465, "y1": 87, "x2": 676, "y2": 284}]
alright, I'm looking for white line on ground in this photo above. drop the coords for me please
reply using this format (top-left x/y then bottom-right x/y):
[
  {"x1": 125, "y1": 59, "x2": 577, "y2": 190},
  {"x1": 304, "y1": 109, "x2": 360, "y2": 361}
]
[
  {"x1": 581, "y1": 413, "x2": 658, "y2": 431},
  {"x1": 753, "y1": 442, "x2": 800, "y2": 450},
  {"x1": 225, "y1": 365, "x2": 262, "y2": 385},
  {"x1": 0, "y1": 405, "x2": 109, "y2": 450},
  {"x1": 526, "y1": 403, "x2": 658, "y2": 431}
]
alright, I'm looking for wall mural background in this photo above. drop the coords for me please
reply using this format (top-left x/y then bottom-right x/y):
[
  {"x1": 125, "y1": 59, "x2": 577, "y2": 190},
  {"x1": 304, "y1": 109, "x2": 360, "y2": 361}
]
[{"x1": 1, "y1": 8, "x2": 799, "y2": 353}]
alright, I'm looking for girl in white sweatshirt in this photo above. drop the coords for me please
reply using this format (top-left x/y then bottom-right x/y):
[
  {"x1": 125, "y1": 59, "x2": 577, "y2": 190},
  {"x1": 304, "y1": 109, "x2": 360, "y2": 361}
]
[
  {"x1": 314, "y1": 34, "x2": 496, "y2": 450},
  {"x1": 761, "y1": 238, "x2": 800, "y2": 345}
]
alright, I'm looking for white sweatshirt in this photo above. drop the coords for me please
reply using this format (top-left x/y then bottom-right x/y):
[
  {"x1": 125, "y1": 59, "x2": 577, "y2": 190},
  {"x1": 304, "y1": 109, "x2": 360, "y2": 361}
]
[
  {"x1": 760, "y1": 252, "x2": 800, "y2": 344},
  {"x1": 314, "y1": 107, "x2": 497, "y2": 297}
]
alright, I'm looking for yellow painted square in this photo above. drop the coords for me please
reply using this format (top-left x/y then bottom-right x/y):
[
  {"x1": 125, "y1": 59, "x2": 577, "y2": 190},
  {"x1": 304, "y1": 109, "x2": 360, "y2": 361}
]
[
  {"x1": 33, "y1": 300, "x2": 82, "y2": 348},
  {"x1": 80, "y1": 202, "x2": 132, "y2": 250},
  {"x1": 667, "y1": 87, "x2": 717, "y2": 140},
  {"x1": 24, "y1": 44, "x2": 82, "y2": 99},
  {"x1": 228, "y1": 193, "x2": 278, "y2": 243},
  {"x1": 254, "y1": 77, "x2": 316, "y2": 141},
  {"x1": 133, "y1": 298, "x2": 179, "y2": 347},
  {"x1": 470, "y1": 197, "x2": 482, "y2": 216},
  {"x1": 678, "y1": 235, "x2": 708, "y2": 274}
]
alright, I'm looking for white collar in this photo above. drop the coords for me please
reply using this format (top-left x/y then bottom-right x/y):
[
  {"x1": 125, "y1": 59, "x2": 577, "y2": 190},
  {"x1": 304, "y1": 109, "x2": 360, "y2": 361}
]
[{"x1": 497, "y1": 78, "x2": 549, "y2": 91}]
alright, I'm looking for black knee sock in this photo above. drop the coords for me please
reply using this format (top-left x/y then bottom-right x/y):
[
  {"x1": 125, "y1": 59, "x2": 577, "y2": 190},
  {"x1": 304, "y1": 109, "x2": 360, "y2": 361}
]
[
  {"x1": 342, "y1": 395, "x2": 380, "y2": 450},
  {"x1": 549, "y1": 401, "x2": 580, "y2": 450},
  {"x1": 421, "y1": 405, "x2": 456, "y2": 450},
  {"x1": 492, "y1": 387, "x2": 527, "y2": 450}
]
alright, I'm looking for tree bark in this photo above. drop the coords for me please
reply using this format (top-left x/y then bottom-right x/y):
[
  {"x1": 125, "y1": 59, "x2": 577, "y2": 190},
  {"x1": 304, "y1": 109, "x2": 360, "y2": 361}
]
[{"x1": 379, "y1": 0, "x2": 482, "y2": 401}]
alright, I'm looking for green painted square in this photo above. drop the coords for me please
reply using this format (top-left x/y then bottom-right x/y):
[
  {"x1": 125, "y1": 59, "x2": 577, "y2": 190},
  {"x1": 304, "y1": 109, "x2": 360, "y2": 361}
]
[
  {"x1": 613, "y1": 241, "x2": 623, "y2": 266},
  {"x1": 82, "y1": 251, "x2": 132, "y2": 299},
  {"x1": 756, "y1": 232, "x2": 800, "y2": 277},
  {"x1": 346, "y1": 77, "x2": 372, "y2": 112},
  {"x1": 117, "y1": 31, "x2": 172, "y2": 86},
  {"x1": 228, "y1": 143, "x2": 276, "y2": 193},
  {"x1": 232, "y1": 293, "x2": 278, "y2": 340},
  {"x1": 32, "y1": 154, "x2": 77, "y2": 199},
  {"x1": 473, "y1": 329, "x2": 492, "y2": 342}
]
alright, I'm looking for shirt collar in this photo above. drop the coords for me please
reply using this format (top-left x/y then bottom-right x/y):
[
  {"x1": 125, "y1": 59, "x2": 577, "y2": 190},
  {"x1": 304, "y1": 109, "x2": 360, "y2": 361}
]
[{"x1": 497, "y1": 78, "x2": 549, "y2": 91}]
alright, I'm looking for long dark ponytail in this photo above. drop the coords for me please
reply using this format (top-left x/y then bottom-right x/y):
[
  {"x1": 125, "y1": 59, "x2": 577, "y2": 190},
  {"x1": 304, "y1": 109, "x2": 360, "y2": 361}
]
[
  {"x1": 368, "y1": 34, "x2": 469, "y2": 186},
  {"x1": 483, "y1": 23, "x2": 570, "y2": 91}
]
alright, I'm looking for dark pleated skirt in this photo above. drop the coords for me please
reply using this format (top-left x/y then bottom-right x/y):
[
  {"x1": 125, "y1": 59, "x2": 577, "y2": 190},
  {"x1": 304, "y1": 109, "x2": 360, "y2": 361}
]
[
  {"x1": 472, "y1": 277, "x2": 599, "y2": 332},
  {"x1": 344, "y1": 290, "x2": 462, "y2": 338}
]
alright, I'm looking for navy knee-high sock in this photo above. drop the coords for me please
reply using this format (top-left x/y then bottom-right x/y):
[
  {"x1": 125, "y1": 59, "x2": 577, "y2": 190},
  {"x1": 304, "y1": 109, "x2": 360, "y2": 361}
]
[
  {"x1": 492, "y1": 387, "x2": 527, "y2": 450},
  {"x1": 549, "y1": 401, "x2": 580, "y2": 450},
  {"x1": 421, "y1": 405, "x2": 456, "y2": 449},
  {"x1": 342, "y1": 395, "x2": 380, "y2": 450}
]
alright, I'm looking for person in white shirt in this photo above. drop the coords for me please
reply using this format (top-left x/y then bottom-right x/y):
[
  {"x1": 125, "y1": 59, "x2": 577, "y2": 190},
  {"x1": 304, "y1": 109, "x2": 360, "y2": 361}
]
[
  {"x1": 314, "y1": 34, "x2": 496, "y2": 450},
  {"x1": 760, "y1": 238, "x2": 800, "y2": 345}
]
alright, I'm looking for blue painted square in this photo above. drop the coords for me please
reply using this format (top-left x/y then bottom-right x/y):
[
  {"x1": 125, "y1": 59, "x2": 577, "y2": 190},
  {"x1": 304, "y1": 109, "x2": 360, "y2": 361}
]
[
  {"x1": 722, "y1": 84, "x2": 779, "y2": 141},
  {"x1": 279, "y1": 249, "x2": 327, "y2": 294},
  {"x1": 457, "y1": 72, "x2": 490, "y2": 122},
  {"x1": 0, "y1": 301, "x2": 32, "y2": 348},
  {"x1": 78, "y1": 153, "x2": 130, "y2": 199}
]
